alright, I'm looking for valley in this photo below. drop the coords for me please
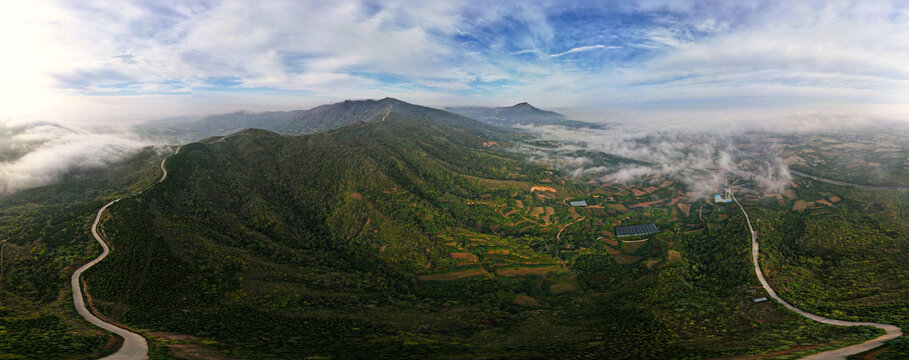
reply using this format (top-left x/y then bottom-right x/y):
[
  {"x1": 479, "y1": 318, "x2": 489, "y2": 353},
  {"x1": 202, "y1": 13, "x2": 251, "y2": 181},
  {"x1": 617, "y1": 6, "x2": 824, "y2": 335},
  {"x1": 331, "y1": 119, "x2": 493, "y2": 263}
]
[{"x1": 0, "y1": 100, "x2": 906, "y2": 359}]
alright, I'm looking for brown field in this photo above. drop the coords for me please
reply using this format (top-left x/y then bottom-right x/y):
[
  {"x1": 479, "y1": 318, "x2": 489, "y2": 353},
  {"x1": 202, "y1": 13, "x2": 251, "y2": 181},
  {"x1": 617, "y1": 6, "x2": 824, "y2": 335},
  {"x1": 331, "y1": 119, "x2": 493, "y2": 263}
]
[
  {"x1": 531, "y1": 207, "x2": 544, "y2": 217},
  {"x1": 515, "y1": 200, "x2": 524, "y2": 208},
  {"x1": 419, "y1": 268, "x2": 491, "y2": 281},
  {"x1": 514, "y1": 294, "x2": 542, "y2": 307},
  {"x1": 488, "y1": 249, "x2": 510, "y2": 255},
  {"x1": 543, "y1": 207, "x2": 555, "y2": 224},
  {"x1": 530, "y1": 185, "x2": 557, "y2": 193},
  {"x1": 449, "y1": 252, "x2": 478, "y2": 261},
  {"x1": 350, "y1": 192, "x2": 363, "y2": 200},
  {"x1": 607, "y1": 203, "x2": 629, "y2": 213},
  {"x1": 495, "y1": 265, "x2": 562, "y2": 277},
  {"x1": 631, "y1": 188, "x2": 647, "y2": 197},
  {"x1": 630, "y1": 199, "x2": 665, "y2": 208},
  {"x1": 667, "y1": 250, "x2": 682, "y2": 263},
  {"x1": 645, "y1": 259, "x2": 661, "y2": 269},
  {"x1": 829, "y1": 196, "x2": 841, "y2": 203},
  {"x1": 816, "y1": 199, "x2": 833, "y2": 206},
  {"x1": 678, "y1": 203, "x2": 691, "y2": 217},
  {"x1": 659, "y1": 180, "x2": 674, "y2": 188},
  {"x1": 783, "y1": 189, "x2": 798, "y2": 200},
  {"x1": 793, "y1": 200, "x2": 811, "y2": 211},
  {"x1": 568, "y1": 207, "x2": 581, "y2": 219},
  {"x1": 600, "y1": 237, "x2": 618, "y2": 246},
  {"x1": 643, "y1": 186, "x2": 660, "y2": 194}
]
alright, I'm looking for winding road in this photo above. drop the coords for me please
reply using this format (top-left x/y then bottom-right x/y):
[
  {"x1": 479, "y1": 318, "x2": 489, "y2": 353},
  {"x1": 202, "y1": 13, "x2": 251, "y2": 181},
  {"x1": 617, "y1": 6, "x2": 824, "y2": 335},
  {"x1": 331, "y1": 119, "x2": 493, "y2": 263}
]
[
  {"x1": 731, "y1": 192, "x2": 902, "y2": 359},
  {"x1": 71, "y1": 146, "x2": 180, "y2": 360}
]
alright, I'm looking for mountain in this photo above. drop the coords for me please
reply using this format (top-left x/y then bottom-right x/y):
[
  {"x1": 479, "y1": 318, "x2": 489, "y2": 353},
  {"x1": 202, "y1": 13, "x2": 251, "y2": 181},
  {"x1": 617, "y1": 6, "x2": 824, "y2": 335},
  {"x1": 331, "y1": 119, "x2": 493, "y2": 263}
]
[
  {"x1": 73, "y1": 99, "x2": 885, "y2": 359},
  {"x1": 137, "y1": 97, "x2": 429, "y2": 142},
  {"x1": 446, "y1": 102, "x2": 596, "y2": 128}
]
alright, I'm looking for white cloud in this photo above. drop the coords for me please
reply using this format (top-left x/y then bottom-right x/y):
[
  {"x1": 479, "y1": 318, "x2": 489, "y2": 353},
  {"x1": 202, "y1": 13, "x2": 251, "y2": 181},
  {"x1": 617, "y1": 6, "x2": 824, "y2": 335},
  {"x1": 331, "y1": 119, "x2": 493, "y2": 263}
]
[
  {"x1": 0, "y1": 1, "x2": 908, "y2": 124},
  {"x1": 549, "y1": 45, "x2": 620, "y2": 58},
  {"x1": 0, "y1": 120, "x2": 151, "y2": 195}
]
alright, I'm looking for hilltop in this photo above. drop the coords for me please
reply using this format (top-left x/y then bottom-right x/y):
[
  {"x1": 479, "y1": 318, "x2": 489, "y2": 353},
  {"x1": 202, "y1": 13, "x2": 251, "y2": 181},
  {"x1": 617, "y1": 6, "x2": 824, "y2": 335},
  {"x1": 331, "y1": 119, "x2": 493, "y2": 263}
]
[
  {"x1": 138, "y1": 97, "x2": 490, "y2": 141},
  {"x1": 447, "y1": 102, "x2": 596, "y2": 128}
]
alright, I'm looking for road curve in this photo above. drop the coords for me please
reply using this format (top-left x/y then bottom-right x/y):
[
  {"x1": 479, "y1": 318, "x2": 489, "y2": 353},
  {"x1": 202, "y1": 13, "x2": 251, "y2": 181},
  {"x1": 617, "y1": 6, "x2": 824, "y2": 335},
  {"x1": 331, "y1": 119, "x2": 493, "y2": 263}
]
[
  {"x1": 789, "y1": 170, "x2": 909, "y2": 192},
  {"x1": 731, "y1": 193, "x2": 902, "y2": 359},
  {"x1": 71, "y1": 146, "x2": 180, "y2": 360}
]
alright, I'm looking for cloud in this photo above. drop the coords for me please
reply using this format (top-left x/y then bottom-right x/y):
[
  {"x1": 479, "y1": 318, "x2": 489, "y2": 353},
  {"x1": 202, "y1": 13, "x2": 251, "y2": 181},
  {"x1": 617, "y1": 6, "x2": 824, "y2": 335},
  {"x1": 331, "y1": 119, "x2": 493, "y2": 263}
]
[
  {"x1": 517, "y1": 123, "x2": 794, "y2": 198},
  {"x1": 0, "y1": 119, "x2": 150, "y2": 195},
  {"x1": 2, "y1": 1, "x2": 909, "y2": 123},
  {"x1": 549, "y1": 45, "x2": 620, "y2": 58}
]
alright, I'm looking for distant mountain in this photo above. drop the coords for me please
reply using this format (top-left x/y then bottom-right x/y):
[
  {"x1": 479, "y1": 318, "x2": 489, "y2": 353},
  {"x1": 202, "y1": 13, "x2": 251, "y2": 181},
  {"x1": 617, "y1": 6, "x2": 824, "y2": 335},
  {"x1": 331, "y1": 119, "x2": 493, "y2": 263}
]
[
  {"x1": 138, "y1": 97, "x2": 453, "y2": 142},
  {"x1": 446, "y1": 102, "x2": 596, "y2": 128}
]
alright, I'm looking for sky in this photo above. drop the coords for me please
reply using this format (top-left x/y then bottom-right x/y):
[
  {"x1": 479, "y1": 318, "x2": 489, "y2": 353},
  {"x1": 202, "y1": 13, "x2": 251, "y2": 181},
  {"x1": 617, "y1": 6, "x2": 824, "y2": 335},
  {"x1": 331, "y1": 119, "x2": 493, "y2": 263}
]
[{"x1": 2, "y1": 0, "x2": 909, "y2": 126}]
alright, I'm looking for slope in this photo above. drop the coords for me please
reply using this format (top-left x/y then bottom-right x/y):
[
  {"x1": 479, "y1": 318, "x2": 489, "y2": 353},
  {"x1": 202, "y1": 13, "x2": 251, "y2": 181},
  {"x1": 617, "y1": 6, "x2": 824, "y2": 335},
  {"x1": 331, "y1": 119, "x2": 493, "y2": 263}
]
[{"x1": 84, "y1": 101, "x2": 876, "y2": 359}]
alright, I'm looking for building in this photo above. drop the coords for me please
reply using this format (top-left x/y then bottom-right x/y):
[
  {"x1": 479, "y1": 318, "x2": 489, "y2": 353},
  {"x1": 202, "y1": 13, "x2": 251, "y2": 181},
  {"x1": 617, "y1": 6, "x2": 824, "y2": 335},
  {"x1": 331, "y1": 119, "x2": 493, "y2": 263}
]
[
  {"x1": 614, "y1": 223, "x2": 659, "y2": 238},
  {"x1": 714, "y1": 188, "x2": 733, "y2": 203},
  {"x1": 752, "y1": 297, "x2": 768, "y2": 303},
  {"x1": 569, "y1": 200, "x2": 588, "y2": 207}
]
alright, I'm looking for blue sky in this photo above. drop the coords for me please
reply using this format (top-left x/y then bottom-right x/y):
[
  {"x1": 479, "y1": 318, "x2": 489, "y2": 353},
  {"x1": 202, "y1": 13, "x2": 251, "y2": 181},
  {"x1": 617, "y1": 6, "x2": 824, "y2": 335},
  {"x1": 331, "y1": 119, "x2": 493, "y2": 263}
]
[{"x1": 2, "y1": 0, "x2": 909, "y2": 124}]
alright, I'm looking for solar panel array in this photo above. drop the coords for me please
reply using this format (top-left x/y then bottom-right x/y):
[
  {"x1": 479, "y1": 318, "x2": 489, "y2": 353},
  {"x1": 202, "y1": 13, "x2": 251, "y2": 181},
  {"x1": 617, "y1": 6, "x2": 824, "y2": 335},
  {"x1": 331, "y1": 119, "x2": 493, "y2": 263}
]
[{"x1": 614, "y1": 223, "x2": 659, "y2": 238}]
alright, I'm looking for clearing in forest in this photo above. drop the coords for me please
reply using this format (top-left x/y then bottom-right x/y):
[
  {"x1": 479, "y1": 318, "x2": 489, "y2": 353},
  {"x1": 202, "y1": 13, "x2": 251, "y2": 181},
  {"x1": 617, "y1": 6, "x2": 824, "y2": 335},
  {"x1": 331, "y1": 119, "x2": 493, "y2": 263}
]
[{"x1": 793, "y1": 200, "x2": 811, "y2": 211}]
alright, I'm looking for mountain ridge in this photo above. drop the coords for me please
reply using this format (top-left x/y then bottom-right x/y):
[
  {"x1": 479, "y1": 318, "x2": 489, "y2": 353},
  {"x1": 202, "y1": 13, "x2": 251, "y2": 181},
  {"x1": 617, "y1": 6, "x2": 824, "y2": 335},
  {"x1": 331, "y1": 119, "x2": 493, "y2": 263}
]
[{"x1": 446, "y1": 102, "x2": 596, "y2": 128}]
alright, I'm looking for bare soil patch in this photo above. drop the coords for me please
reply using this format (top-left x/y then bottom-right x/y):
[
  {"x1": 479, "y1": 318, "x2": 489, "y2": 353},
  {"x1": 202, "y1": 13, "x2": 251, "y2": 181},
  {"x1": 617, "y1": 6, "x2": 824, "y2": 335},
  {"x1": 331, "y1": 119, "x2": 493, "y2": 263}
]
[
  {"x1": 677, "y1": 203, "x2": 691, "y2": 217},
  {"x1": 782, "y1": 189, "x2": 798, "y2": 200},
  {"x1": 449, "y1": 252, "x2": 478, "y2": 261}
]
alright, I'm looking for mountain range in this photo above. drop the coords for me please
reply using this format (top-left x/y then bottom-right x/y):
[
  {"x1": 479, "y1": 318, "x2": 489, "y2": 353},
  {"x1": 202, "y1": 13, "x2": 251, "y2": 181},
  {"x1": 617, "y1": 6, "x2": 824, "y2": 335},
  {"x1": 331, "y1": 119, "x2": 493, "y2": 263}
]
[
  {"x1": 1, "y1": 98, "x2": 906, "y2": 359},
  {"x1": 138, "y1": 98, "x2": 591, "y2": 142}
]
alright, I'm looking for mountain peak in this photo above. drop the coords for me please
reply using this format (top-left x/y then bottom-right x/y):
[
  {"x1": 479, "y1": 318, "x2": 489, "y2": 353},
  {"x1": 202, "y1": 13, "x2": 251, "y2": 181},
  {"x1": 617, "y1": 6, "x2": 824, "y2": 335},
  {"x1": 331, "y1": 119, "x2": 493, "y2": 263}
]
[{"x1": 509, "y1": 102, "x2": 536, "y2": 110}]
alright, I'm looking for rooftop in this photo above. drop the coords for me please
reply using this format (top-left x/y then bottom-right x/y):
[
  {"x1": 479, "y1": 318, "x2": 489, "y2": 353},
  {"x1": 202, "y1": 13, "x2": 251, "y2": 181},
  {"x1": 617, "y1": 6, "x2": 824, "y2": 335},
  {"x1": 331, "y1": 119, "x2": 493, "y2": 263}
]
[{"x1": 615, "y1": 223, "x2": 659, "y2": 238}]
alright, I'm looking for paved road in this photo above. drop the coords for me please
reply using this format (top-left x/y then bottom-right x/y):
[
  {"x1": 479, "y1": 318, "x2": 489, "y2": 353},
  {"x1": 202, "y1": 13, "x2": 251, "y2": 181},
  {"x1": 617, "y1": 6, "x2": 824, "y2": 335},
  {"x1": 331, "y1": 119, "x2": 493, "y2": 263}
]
[
  {"x1": 71, "y1": 146, "x2": 180, "y2": 360},
  {"x1": 790, "y1": 170, "x2": 909, "y2": 192},
  {"x1": 731, "y1": 193, "x2": 902, "y2": 359}
]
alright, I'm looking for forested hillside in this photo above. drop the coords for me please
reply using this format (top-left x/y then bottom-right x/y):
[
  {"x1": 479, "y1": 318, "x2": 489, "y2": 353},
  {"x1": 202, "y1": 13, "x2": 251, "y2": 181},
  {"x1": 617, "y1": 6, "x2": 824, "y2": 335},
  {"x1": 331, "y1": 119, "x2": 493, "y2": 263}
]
[
  {"x1": 0, "y1": 147, "x2": 173, "y2": 359},
  {"x1": 81, "y1": 103, "x2": 878, "y2": 359}
]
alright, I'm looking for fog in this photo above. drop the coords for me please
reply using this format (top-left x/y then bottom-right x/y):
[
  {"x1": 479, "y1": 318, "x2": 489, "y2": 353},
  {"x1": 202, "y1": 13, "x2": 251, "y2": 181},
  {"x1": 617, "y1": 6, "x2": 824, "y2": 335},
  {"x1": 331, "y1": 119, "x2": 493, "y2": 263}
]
[
  {"x1": 516, "y1": 121, "x2": 798, "y2": 198},
  {"x1": 0, "y1": 119, "x2": 151, "y2": 195}
]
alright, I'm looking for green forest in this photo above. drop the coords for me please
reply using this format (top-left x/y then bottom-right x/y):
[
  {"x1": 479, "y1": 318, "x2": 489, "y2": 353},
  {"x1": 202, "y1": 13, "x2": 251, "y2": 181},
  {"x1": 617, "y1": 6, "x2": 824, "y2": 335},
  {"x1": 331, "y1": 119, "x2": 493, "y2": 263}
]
[{"x1": 1, "y1": 104, "x2": 906, "y2": 359}]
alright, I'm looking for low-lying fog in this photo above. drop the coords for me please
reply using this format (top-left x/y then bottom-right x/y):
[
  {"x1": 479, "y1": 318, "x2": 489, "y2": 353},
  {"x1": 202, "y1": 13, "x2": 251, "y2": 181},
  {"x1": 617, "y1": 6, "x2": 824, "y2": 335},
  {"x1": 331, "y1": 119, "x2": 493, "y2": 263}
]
[
  {"x1": 0, "y1": 119, "x2": 151, "y2": 195},
  {"x1": 515, "y1": 112, "x2": 905, "y2": 198}
]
